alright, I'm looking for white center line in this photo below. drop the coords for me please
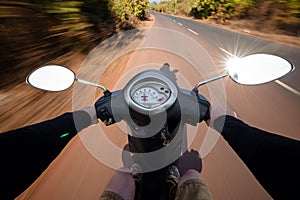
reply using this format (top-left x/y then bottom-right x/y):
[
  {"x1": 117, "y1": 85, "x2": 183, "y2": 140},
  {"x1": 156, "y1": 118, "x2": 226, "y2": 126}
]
[
  {"x1": 178, "y1": 22, "x2": 182, "y2": 26},
  {"x1": 187, "y1": 28, "x2": 199, "y2": 35},
  {"x1": 275, "y1": 80, "x2": 300, "y2": 96}
]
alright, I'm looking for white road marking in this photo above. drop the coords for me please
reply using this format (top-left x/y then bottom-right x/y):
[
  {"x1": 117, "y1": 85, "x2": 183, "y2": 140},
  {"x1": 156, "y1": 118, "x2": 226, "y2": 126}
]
[
  {"x1": 178, "y1": 22, "x2": 182, "y2": 26},
  {"x1": 187, "y1": 28, "x2": 199, "y2": 35},
  {"x1": 275, "y1": 80, "x2": 300, "y2": 96},
  {"x1": 173, "y1": 19, "x2": 176, "y2": 22}
]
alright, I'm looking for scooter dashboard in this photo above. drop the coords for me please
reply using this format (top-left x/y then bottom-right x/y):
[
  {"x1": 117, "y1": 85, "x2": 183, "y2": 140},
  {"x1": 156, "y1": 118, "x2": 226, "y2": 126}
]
[{"x1": 123, "y1": 70, "x2": 178, "y2": 114}]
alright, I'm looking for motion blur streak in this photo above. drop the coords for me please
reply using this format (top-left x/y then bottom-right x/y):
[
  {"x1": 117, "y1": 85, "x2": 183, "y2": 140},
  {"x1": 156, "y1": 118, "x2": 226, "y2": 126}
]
[{"x1": 0, "y1": 0, "x2": 132, "y2": 132}]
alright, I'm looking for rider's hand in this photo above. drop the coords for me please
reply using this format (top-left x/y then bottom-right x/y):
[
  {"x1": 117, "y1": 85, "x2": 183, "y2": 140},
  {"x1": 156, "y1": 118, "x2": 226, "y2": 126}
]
[
  {"x1": 80, "y1": 106, "x2": 99, "y2": 125},
  {"x1": 205, "y1": 106, "x2": 237, "y2": 129},
  {"x1": 178, "y1": 149, "x2": 202, "y2": 175}
]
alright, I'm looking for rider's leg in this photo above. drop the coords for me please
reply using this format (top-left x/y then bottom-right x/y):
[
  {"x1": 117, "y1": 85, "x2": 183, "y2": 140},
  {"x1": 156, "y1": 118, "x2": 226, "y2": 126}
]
[
  {"x1": 175, "y1": 169, "x2": 213, "y2": 200},
  {"x1": 177, "y1": 169, "x2": 201, "y2": 186},
  {"x1": 100, "y1": 168, "x2": 135, "y2": 200}
]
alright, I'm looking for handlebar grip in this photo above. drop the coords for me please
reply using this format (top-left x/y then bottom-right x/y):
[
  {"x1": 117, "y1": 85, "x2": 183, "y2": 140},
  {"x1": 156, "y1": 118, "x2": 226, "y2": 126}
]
[
  {"x1": 178, "y1": 90, "x2": 210, "y2": 125},
  {"x1": 196, "y1": 93, "x2": 210, "y2": 122},
  {"x1": 94, "y1": 94, "x2": 116, "y2": 126}
]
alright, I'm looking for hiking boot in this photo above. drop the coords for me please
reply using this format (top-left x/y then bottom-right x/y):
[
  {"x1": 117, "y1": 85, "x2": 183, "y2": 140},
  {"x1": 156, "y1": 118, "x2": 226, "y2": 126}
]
[
  {"x1": 166, "y1": 165, "x2": 180, "y2": 186},
  {"x1": 131, "y1": 163, "x2": 143, "y2": 182}
]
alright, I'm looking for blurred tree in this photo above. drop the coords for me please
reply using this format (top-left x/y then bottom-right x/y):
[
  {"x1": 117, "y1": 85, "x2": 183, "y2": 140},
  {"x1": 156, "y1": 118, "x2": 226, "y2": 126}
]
[
  {"x1": 111, "y1": 0, "x2": 149, "y2": 21},
  {"x1": 152, "y1": 0, "x2": 299, "y2": 35},
  {"x1": 190, "y1": 0, "x2": 235, "y2": 20},
  {"x1": 0, "y1": 0, "x2": 147, "y2": 90}
]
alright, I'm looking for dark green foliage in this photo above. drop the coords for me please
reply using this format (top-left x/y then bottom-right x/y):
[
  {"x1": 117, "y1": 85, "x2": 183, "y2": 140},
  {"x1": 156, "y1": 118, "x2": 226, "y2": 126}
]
[
  {"x1": 189, "y1": 0, "x2": 236, "y2": 20},
  {"x1": 111, "y1": 0, "x2": 149, "y2": 21},
  {"x1": 153, "y1": 0, "x2": 299, "y2": 23},
  {"x1": 0, "y1": 0, "x2": 148, "y2": 89}
]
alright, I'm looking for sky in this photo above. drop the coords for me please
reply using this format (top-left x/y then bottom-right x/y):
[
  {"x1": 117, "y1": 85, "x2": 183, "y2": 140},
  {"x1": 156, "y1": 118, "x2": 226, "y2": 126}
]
[{"x1": 149, "y1": 0, "x2": 163, "y2": 3}]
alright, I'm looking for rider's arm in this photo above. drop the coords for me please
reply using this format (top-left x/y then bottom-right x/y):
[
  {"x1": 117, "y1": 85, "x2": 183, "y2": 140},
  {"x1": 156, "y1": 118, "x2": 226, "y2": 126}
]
[
  {"x1": 0, "y1": 106, "x2": 97, "y2": 199},
  {"x1": 210, "y1": 109, "x2": 300, "y2": 199}
]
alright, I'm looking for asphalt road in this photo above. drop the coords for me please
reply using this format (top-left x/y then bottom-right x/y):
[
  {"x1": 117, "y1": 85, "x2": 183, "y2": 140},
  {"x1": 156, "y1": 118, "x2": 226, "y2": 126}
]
[
  {"x1": 11, "y1": 12, "x2": 300, "y2": 200},
  {"x1": 150, "y1": 11, "x2": 300, "y2": 139},
  {"x1": 146, "y1": 11, "x2": 300, "y2": 199}
]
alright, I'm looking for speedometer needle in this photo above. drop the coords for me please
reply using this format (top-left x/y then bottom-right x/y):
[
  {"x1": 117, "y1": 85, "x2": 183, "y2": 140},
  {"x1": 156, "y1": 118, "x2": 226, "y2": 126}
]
[{"x1": 142, "y1": 93, "x2": 148, "y2": 102}]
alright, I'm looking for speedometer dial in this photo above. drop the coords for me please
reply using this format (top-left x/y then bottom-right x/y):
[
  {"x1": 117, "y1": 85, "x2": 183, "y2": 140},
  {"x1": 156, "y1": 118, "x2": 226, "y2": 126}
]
[
  {"x1": 132, "y1": 86, "x2": 170, "y2": 108},
  {"x1": 124, "y1": 70, "x2": 178, "y2": 114}
]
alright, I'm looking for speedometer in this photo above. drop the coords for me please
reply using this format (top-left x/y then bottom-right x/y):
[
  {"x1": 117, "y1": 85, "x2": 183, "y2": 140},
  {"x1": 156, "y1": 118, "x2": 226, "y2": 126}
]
[
  {"x1": 132, "y1": 86, "x2": 170, "y2": 108},
  {"x1": 123, "y1": 70, "x2": 178, "y2": 114}
]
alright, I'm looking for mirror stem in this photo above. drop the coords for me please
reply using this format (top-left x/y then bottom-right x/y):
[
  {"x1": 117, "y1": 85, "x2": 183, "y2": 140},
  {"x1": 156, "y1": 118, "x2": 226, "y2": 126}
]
[
  {"x1": 75, "y1": 78, "x2": 108, "y2": 92},
  {"x1": 193, "y1": 72, "x2": 228, "y2": 91}
]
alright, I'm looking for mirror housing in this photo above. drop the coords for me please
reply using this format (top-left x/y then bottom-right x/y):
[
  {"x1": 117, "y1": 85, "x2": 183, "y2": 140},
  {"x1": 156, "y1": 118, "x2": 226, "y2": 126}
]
[
  {"x1": 26, "y1": 65, "x2": 75, "y2": 91},
  {"x1": 227, "y1": 54, "x2": 293, "y2": 85}
]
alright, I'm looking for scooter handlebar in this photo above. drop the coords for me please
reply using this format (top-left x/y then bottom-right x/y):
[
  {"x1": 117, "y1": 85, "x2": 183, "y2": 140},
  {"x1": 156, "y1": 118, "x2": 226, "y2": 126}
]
[
  {"x1": 196, "y1": 92, "x2": 211, "y2": 122},
  {"x1": 177, "y1": 90, "x2": 210, "y2": 126},
  {"x1": 94, "y1": 89, "x2": 210, "y2": 127}
]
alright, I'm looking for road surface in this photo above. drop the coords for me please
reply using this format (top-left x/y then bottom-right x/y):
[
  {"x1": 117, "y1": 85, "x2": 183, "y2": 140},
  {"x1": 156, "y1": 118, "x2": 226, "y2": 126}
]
[
  {"x1": 5, "y1": 12, "x2": 300, "y2": 200},
  {"x1": 151, "y1": 12, "x2": 300, "y2": 139}
]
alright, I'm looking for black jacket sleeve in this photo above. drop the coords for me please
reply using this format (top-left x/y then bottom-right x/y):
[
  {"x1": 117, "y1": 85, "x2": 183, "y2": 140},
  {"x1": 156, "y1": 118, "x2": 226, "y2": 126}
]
[
  {"x1": 0, "y1": 110, "x2": 92, "y2": 199},
  {"x1": 214, "y1": 115, "x2": 300, "y2": 199}
]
